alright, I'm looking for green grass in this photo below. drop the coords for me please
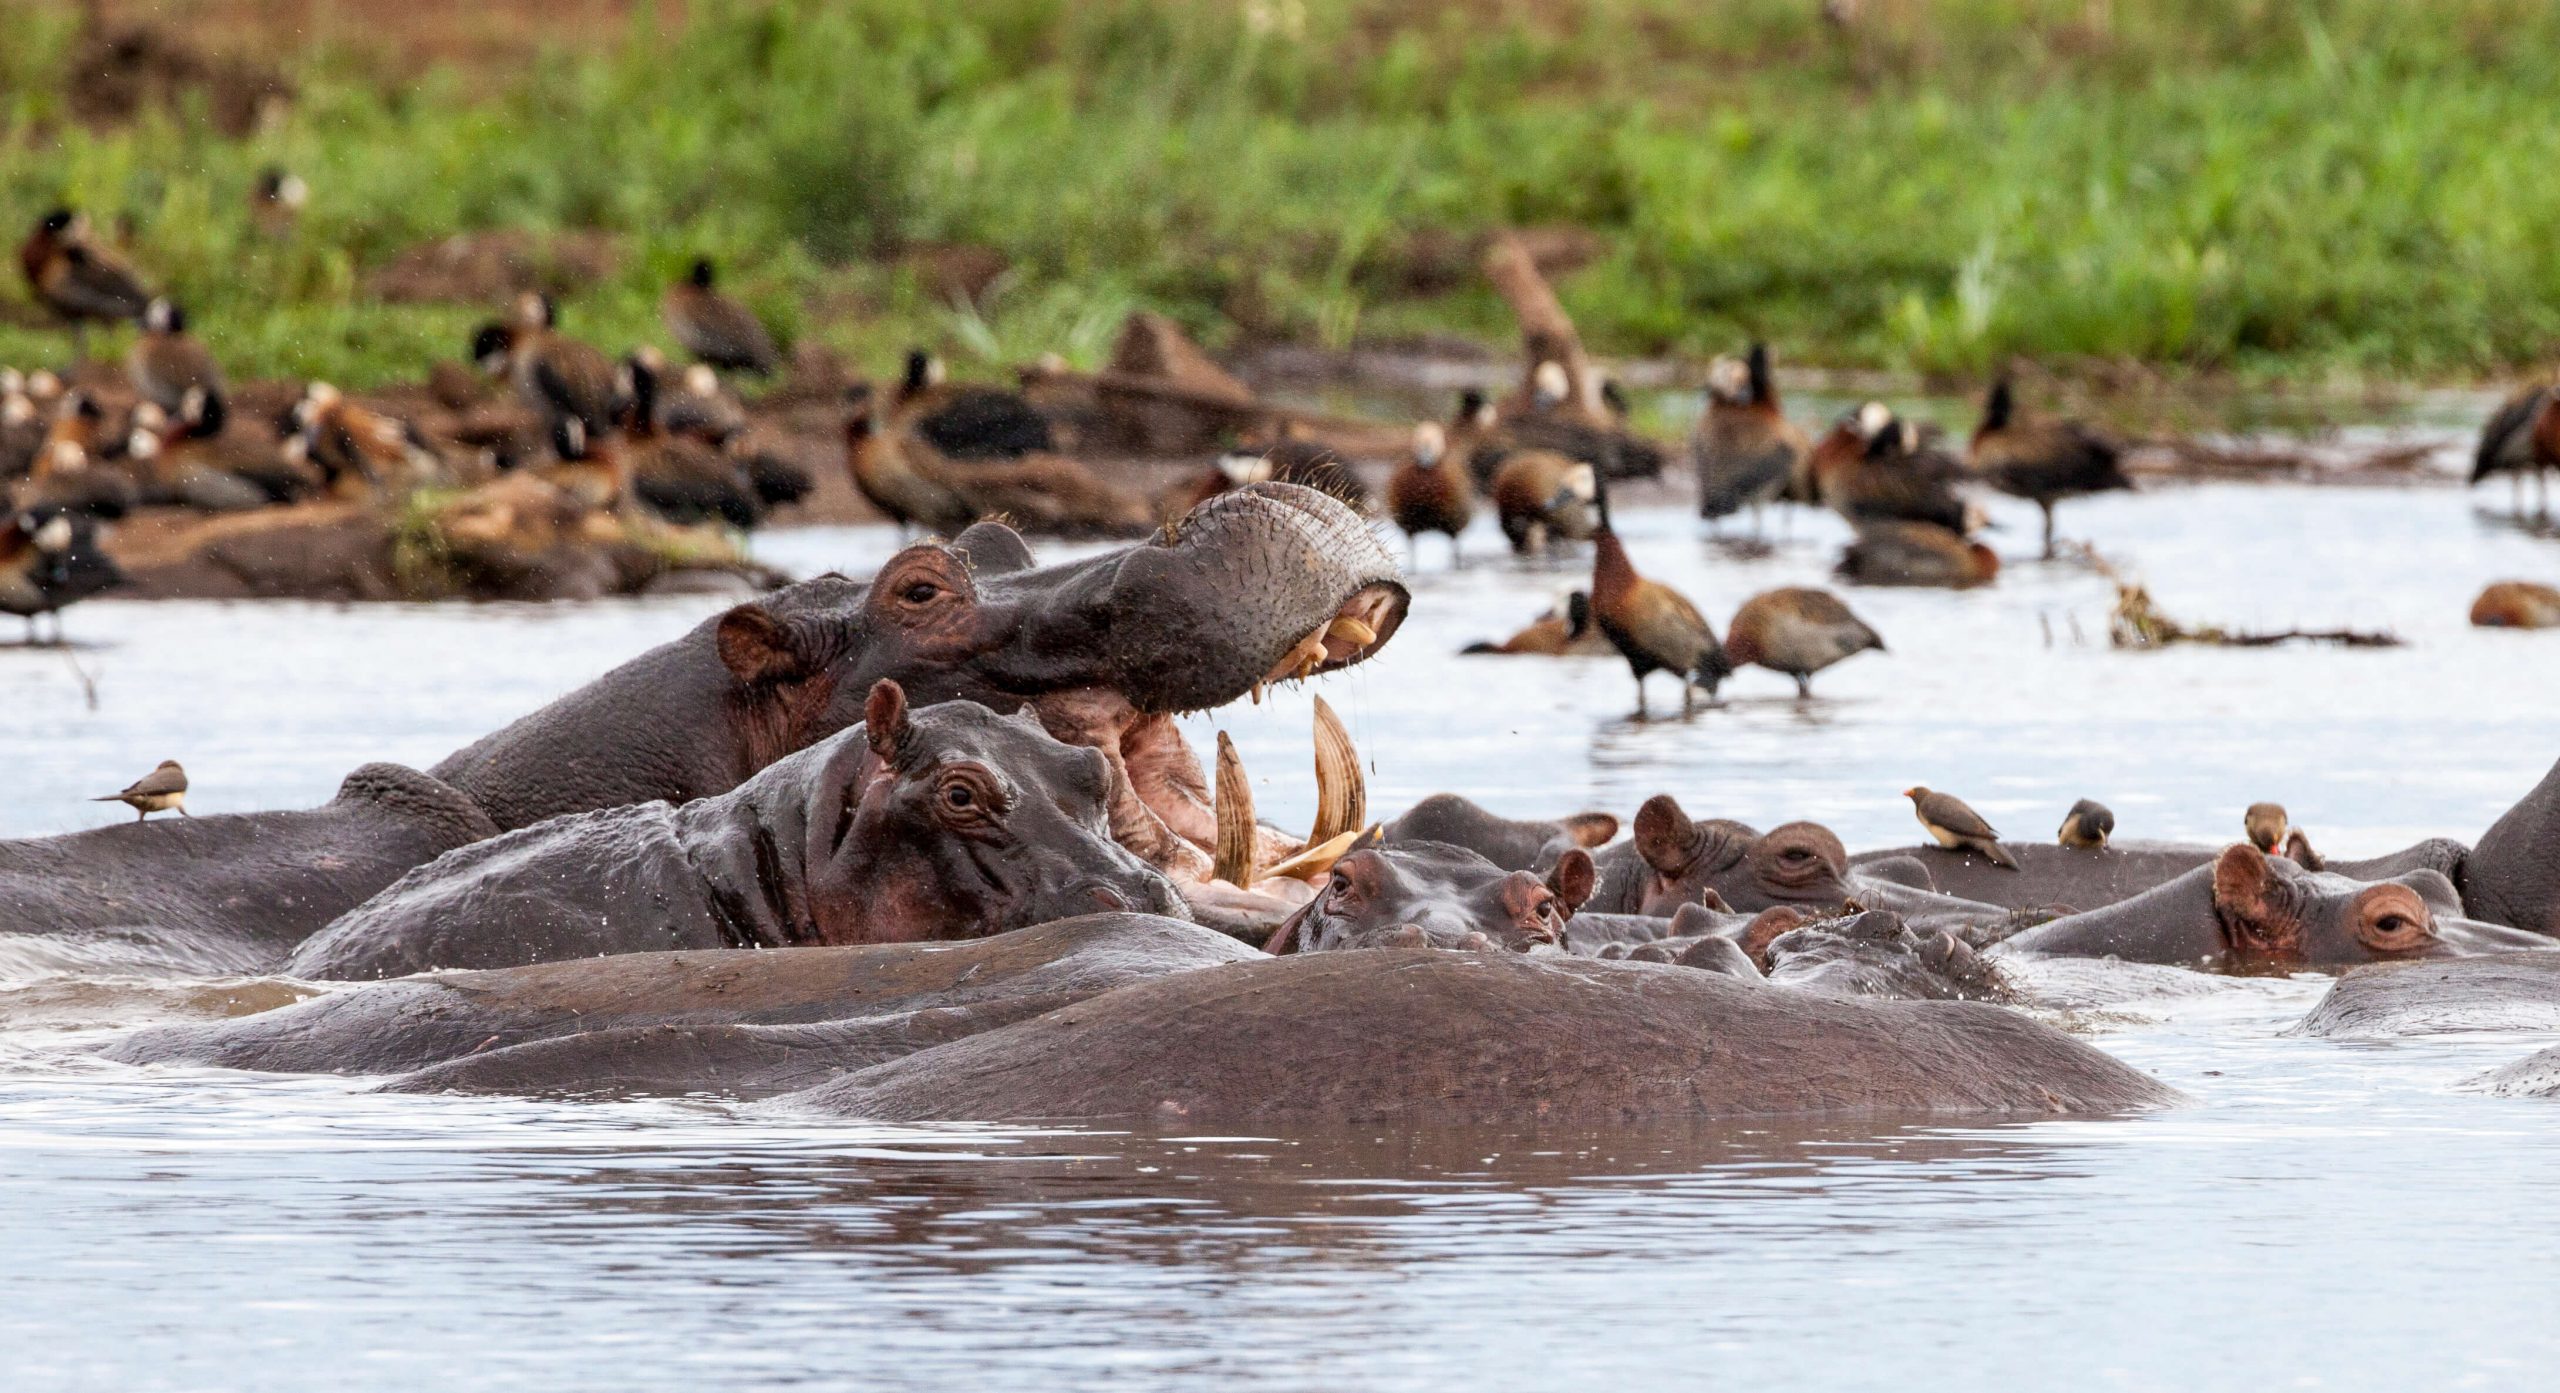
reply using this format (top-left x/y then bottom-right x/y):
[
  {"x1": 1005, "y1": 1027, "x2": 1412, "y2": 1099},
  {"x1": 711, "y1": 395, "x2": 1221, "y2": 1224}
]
[{"x1": 6, "y1": 0, "x2": 2560, "y2": 392}]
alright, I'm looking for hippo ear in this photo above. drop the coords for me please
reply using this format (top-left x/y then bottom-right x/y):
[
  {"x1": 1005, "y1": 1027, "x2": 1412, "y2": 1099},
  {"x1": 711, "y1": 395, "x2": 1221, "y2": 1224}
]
[
  {"x1": 1546, "y1": 848, "x2": 1597, "y2": 914},
  {"x1": 1558, "y1": 812, "x2": 1619, "y2": 849},
  {"x1": 715, "y1": 605, "x2": 817, "y2": 685},
  {"x1": 1633, "y1": 795, "x2": 1698, "y2": 873},
  {"x1": 2212, "y1": 843, "x2": 2281, "y2": 933},
  {"x1": 950, "y1": 520, "x2": 1035, "y2": 576},
  {"x1": 863, "y1": 680, "x2": 911, "y2": 762}
]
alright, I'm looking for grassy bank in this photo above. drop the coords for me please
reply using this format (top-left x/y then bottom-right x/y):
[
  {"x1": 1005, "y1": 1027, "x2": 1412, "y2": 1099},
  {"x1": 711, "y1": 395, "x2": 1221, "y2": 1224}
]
[{"x1": 5, "y1": 0, "x2": 2560, "y2": 392}]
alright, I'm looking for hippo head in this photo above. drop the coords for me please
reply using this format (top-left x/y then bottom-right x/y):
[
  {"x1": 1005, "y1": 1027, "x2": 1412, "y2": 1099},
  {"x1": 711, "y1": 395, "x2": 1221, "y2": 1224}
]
[
  {"x1": 2209, "y1": 844, "x2": 2549, "y2": 968},
  {"x1": 1267, "y1": 841, "x2": 1597, "y2": 953},
  {"x1": 1630, "y1": 795, "x2": 1850, "y2": 914},
  {"x1": 798, "y1": 681, "x2": 1185, "y2": 944},
  {"x1": 1762, "y1": 909, "x2": 2008, "y2": 1001}
]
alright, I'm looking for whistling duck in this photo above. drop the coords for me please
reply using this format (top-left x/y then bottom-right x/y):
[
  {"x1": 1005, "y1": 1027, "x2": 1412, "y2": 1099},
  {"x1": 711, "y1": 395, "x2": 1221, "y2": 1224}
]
[
  {"x1": 1386, "y1": 421, "x2": 1477, "y2": 565},
  {"x1": 251, "y1": 166, "x2": 308, "y2": 239},
  {"x1": 472, "y1": 295, "x2": 617, "y2": 438},
  {"x1": 847, "y1": 397, "x2": 975, "y2": 537},
  {"x1": 1492, "y1": 361, "x2": 1668, "y2": 482},
  {"x1": 1835, "y1": 519, "x2": 1999, "y2": 588},
  {"x1": 655, "y1": 359, "x2": 749, "y2": 443},
  {"x1": 1691, "y1": 343, "x2": 1809, "y2": 532},
  {"x1": 892, "y1": 349, "x2": 1054, "y2": 459},
  {"x1": 1589, "y1": 484, "x2": 1732, "y2": 716},
  {"x1": 18, "y1": 210, "x2": 152, "y2": 358},
  {"x1": 1489, "y1": 448, "x2": 1597, "y2": 555},
  {"x1": 2471, "y1": 580, "x2": 2560, "y2": 629},
  {"x1": 2474, "y1": 386, "x2": 2556, "y2": 519},
  {"x1": 0, "y1": 509, "x2": 121, "y2": 643},
  {"x1": 12, "y1": 393, "x2": 136, "y2": 519},
  {"x1": 1, "y1": 376, "x2": 47, "y2": 479},
  {"x1": 616, "y1": 354, "x2": 764, "y2": 529},
  {"x1": 536, "y1": 415, "x2": 630, "y2": 513},
  {"x1": 128, "y1": 298, "x2": 223, "y2": 414},
  {"x1": 1968, "y1": 380, "x2": 2131, "y2": 557},
  {"x1": 1810, "y1": 402, "x2": 1980, "y2": 534},
  {"x1": 1723, "y1": 586, "x2": 1884, "y2": 697},
  {"x1": 1462, "y1": 590, "x2": 1610, "y2": 656},
  {"x1": 124, "y1": 389, "x2": 274, "y2": 511},
  {"x1": 287, "y1": 383, "x2": 434, "y2": 497},
  {"x1": 662, "y1": 258, "x2": 780, "y2": 376},
  {"x1": 2057, "y1": 799, "x2": 2114, "y2": 850}
]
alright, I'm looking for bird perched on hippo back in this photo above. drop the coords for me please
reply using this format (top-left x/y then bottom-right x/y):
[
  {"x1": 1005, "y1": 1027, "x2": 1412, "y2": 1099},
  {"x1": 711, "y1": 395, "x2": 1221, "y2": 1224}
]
[
  {"x1": 95, "y1": 760, "x2": 188, "y2": 822},
  {"x1": 1905, "y1": 786, "x2": 2019, "y2": 870},
  {"x1": 2057, "y1": 799, "x2": 2115, "y2": 850},
  {"x1": 287, "y1": 681, "x2": 1186, "y2": 980},
  {"x1": 2245, "y1": 801, "x2": 2323, "y2": 870}
]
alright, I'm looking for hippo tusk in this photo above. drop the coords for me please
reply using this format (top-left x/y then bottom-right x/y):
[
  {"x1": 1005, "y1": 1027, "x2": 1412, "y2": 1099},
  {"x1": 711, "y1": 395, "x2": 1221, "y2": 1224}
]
[
  {"x1": 1212, "y1": 731, "x2": 1259, "y2": 887},
  {"x1": 1327, "y1": 615, "x2": 1377, "y2": 650},
  {"x1": 1307, "y1": 695, "x2": 1365, "y2": 845},
  {"x1": 1261, "y1": 826, "x2": 1366, "y2": 883}
]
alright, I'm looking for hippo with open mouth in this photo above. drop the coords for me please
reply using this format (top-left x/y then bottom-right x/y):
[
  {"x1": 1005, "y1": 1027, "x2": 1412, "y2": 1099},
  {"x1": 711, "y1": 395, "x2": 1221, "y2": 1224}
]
[
  {"x1": 0, "y1": 483, "x2": 1406, "y2": 967},
  {"x1": 287, "y1": 681, "x2": 1186, "y2": 979}
]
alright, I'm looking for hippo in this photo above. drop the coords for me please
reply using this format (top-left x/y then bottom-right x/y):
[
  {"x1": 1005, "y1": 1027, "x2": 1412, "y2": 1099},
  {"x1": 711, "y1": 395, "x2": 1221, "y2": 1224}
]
[
  {"x1": 2474, "y1": 1046, "x2": 2560, "y2": 1099},
  {"x1": 287, "y1": 682, "x2": 1183, "y2": 979},
  {"x1": 0, "y1": 484, "x2": 1405, "y2": 962},
  {"x1": 1377, "y1": 793, "x2": 1619, "y2": 872},
  {"x1": 1997, "y1": 844, "x2": 2551, "y2": 971},
  {"x1": 0, "y1": 764, "x2": 497, "y2": 975},
  {"x1": 775, "y1": 947, "x2": 2181, "y2": 1126},
  {"x1": 1850, "y1": 836, "x2": 2477, "y2": 916},
  {"x1": 2287, "y1": 953, "x2": 2560, "y2": 1039},
  {"x1": 1599, "y1": 906, "x2": 2008, "y2": 1003},
  {"x1": 113, "y1": 915, "x2": 2175, "y2": 1120},
  {"x1": 1585, "y1": 795, "x2": 1854, "y2": 915},
  {"x1": 109, "y1": 913, "x2": 1256, "y2": 1096},
  {"x1": 1263, "y1": 840, "x2": 1598, "y2": 953},
  {"x1": 2466, "y1": 753, "x2": 2560, "y2": 936}
]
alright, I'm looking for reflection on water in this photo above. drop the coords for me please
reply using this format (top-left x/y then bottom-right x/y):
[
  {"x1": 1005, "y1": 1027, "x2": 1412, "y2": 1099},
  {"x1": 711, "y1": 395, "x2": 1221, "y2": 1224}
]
[{"x1": 5, "y1": 482, "x2": 2560, "y2": 1388}]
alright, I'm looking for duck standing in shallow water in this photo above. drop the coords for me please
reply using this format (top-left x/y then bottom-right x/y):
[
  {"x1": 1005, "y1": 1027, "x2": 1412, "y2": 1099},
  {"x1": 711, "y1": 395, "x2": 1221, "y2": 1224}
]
[
  {"x1": 2473, "y1": 385, "x2": 2558, "y2": 520},
  {"x1": 1967, "y1": 379, "x2": 2131, "y2": 558},
  {"x1": 1691, "y1": 343, "x2": 1809, "y2": 536},
  {"x1": 1589, "y1": 484, "x2": 1731, "y2": 717},
  {"x1": 1722, "y1": 586, "x2": 1883, "y2": 698},
  {"x1": 1462, "y1": 591, "x2": 1611, "y2": 656},
  {"x1": 0, "y1": 510, "x2": 121, "y2": 643},
  {"x1": 1387, "y1": 420, "x2": 1477, "y2": 567}
]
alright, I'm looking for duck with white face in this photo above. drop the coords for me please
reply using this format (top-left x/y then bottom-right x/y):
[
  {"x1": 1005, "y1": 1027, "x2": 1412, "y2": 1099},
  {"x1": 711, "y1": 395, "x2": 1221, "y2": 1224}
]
[{"x1": 0, "y1": 510, "x2": 122, "y2": 644}]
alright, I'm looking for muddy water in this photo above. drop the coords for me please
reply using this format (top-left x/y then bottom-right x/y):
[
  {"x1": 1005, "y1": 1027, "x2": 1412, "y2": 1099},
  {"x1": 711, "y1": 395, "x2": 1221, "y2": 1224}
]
[{"x1": 6, "y1": 480, "x2": 2560, "y2": 1390}]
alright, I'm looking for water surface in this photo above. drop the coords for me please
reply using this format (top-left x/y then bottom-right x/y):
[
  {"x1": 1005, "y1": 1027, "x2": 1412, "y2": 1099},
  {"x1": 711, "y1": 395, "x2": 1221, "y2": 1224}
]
[{"x1": 5, "y1": 481, "x2": 2560, "y2": 1390}]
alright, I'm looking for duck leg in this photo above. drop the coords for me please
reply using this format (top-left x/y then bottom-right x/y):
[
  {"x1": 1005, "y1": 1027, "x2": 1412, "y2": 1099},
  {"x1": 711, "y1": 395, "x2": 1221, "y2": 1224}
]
[{"x1": 2040, "y1": 501, "x2": 2058, "y2": 559}]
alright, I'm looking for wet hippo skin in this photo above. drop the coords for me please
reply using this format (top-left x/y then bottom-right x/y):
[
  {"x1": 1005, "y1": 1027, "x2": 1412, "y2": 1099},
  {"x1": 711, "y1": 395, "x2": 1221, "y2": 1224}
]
[
  {"x1": 775, "y1": 949, "x2": 2182, "y2": 1126},
  {"x1": 108, "y1": 913, "x2": 1255, "y2": 1093},
  {"x1": 287, "y1": 685, "x2": 1181, "y2": 979},
  {"x1": 2287, "y1": 953, "x2": 2560, "y2": 1039}
]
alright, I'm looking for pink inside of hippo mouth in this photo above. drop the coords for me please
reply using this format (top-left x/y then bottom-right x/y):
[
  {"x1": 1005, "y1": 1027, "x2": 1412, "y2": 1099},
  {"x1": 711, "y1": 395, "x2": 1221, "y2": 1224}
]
[{"x1": 1027, "y1": 584, "x2": 1400, "y2": 900}]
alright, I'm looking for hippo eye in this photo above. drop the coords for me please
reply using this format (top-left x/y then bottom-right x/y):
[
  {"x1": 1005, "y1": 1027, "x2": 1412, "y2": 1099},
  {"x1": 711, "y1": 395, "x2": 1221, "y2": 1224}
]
[
  {"x1": 902, "y1": 581, "x2": 939, "y2": 605},
  {"x1": 943, "y1": 783, "x2": 973, "y2": 809}
]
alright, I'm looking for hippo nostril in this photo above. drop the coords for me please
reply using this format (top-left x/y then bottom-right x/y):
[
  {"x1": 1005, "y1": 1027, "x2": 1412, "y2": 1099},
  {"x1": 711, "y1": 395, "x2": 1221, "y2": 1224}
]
[{"x1": 1087, "y1": 884, "x2": 1134, "y2": 912}]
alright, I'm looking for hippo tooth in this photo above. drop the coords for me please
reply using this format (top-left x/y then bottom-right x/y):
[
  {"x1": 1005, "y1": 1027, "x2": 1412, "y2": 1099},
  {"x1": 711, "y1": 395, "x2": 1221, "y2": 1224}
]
[
  {"x1": 1261, "y1": 827, "x2": 1365, "y2": 882},
  {"x1": 1212, "y1": 731, "x2": 1259, "y2": 888},
  {"x1": 1327, "y1": 616, "x2": 1377, "y2": 650},
  {"x1": 1307, "y1": 695, "x2": 1366, "y2": 846}
]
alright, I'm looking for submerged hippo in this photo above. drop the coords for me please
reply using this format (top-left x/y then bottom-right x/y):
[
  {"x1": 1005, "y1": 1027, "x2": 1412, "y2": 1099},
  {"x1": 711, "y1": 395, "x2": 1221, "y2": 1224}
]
[
  {"x1": 115, "y1": 915, "x2": 2174, "y2": 1120},
  {"x1": 1599, "y1": 906, "x2": 2007, "y2": 1002},
  {"x1": 1998, "y1": 844, "x2": 2550, "y2": 971},
  {"x1": 776, "y1": 947, "x2": 2179, "y2": 1126},
  {"x1": 289, "y1": 682, "x2": 1182, "y2": 979},
  {"x1": 112, "y1": 913, "x2": 1255, "y2": 1096},
  {"x1": 0, "y1": 485, "x2": 1405, "y2": 964},
  {"x1": 2288, "y1": 953, "x2": 2560, "y2": 1039},
  {"x1": 1377, "y1": 794, "x2": 1620, "y2": 872},
  {"x1": 1850, "y1": 837, "x2": 2474, "y2": 916},
  {"x1": 1586, "y1": 795, "x2": 1854, "y2": 915},
  {"x1": 2467, "y1": 753, "x2": 2560, "y2": 936},
  {"x1": 1263, "y1": 840, "x2": 1597, "y2": 953}
]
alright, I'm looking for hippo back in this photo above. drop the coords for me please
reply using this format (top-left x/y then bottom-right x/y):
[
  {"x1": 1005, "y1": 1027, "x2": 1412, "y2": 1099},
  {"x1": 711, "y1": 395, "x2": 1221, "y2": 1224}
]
[{"x1": 0, "y1": 764, "x2": 497, "y2": 974}]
